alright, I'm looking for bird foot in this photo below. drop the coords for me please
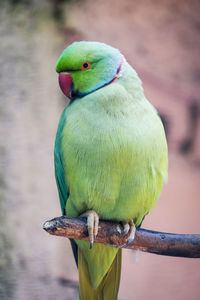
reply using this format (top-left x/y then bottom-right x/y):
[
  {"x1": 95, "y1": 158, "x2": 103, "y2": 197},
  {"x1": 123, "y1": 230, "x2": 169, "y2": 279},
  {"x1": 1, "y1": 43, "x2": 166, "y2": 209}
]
[
  {"x1": 80, "y1": 210, "x2": 99, "y2": 249},
  {"x1": 122, "y1": 220, "x2": 136, "y2": 246}
]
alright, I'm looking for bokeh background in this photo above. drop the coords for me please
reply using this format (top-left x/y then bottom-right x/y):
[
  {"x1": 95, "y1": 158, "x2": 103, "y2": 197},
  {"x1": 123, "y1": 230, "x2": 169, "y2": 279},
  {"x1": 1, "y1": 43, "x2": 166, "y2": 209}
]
[{"x1": 0, "y1": 0, "x2": 200, "y2": 299}]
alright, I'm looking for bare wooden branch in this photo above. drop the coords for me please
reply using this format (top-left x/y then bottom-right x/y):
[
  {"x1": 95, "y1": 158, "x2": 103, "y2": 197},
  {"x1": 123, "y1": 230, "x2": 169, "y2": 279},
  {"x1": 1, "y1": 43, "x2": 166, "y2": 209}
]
[{"x1": 43, "y1": 216, "x2": 200, "y2": 258}]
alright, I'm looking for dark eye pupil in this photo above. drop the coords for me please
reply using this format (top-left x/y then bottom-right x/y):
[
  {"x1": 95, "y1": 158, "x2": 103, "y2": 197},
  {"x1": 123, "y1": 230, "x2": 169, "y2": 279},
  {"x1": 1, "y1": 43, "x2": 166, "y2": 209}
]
[{"x1": 83, "y1": 63, "x2": 89, "y2": 69}]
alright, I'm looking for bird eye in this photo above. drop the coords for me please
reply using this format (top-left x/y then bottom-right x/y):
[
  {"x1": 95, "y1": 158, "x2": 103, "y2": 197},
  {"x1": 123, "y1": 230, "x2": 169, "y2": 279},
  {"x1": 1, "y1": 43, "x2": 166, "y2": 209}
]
[{"x1": 81, "y1": 61, "x2": 91, "y2": 71}]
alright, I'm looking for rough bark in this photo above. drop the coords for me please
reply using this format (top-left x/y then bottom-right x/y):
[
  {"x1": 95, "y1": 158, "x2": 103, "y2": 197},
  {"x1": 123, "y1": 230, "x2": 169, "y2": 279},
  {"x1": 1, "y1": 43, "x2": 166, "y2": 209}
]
[{"x1": 43, "y1": 216, "x2": 200, "y2": 258}]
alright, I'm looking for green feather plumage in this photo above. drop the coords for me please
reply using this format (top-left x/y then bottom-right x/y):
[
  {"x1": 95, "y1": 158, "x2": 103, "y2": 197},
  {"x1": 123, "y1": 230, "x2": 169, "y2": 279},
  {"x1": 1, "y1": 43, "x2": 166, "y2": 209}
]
[
  {"x1": 78, "y1": 247, "x2": 121, "y2": 300},
  {"x1": 54, "y1": 41, "x2": 168, "y2": 299},
  {"x1": 54, "y1": 106, "x2": 68, "y2": 215}
]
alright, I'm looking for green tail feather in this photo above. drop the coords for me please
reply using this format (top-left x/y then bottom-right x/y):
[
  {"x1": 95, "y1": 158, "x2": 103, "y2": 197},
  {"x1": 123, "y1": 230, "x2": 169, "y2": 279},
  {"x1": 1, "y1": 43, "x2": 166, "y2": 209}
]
[{"x1": 78, "y1": 247, "x2": 122, "y2": 300}]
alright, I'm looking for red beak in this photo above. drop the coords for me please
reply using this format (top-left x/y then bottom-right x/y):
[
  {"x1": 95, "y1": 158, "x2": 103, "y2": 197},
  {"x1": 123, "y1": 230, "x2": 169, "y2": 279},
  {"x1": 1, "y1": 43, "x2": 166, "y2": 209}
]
[{"x1": 58, "y1": 72, "x2": 73, "y2": 98}]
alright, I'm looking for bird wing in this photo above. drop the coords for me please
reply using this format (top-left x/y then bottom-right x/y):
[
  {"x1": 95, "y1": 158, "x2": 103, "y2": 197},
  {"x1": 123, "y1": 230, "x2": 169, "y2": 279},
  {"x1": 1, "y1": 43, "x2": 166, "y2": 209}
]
[
  {"x1": 54, "y1": 105, "x2": 79, "y2": 265},
  {"x1": 54, "y1": 106, "x2": 69, "y2": 215}
]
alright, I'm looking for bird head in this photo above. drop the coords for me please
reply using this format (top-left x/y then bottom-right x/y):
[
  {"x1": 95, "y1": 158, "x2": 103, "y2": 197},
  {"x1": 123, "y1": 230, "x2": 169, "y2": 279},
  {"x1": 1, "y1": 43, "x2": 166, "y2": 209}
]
[{"x1": 56, "y1": 41, "x2": 124, "y2": 99}]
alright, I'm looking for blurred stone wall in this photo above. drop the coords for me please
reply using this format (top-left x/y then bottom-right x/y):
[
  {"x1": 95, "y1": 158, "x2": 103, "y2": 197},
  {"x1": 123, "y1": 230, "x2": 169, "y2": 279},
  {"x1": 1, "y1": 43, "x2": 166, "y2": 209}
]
[
  {"x1": 0, "y1": 1, "x2": 199, "y2": 300},
  {"x1": 0, "y1": 2, "x2": 78, "y2": 299}
]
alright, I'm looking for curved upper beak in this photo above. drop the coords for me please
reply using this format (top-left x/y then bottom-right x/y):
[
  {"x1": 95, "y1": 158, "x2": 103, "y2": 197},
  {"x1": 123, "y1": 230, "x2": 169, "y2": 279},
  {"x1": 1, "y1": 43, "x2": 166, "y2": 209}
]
[{"x1": 58, "y1": 72, "x2": 73, "y2": 98}]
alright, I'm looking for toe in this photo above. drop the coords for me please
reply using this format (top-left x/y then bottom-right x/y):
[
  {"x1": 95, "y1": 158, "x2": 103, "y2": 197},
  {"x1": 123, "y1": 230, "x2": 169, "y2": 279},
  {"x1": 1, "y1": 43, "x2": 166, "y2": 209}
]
[
  {"x1": 80, "y1": 210, "x2": 99, "y2": 249},
  {"x1": 127, "y1": 220, "x2": 136, "y2": 246},
  {"x1": 122, "y1": 222, "x2": 130, "y2": 236},
  {"x1": 94, "y1": 213, "x2": 99, "y2": 240},
  {"x1": 87, "y1": 213, "x2": 95, "y2": 248}
]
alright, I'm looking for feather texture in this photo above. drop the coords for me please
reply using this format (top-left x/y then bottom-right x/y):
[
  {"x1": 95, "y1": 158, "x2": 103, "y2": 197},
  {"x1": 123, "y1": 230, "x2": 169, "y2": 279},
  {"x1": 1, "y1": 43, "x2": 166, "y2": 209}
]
[
  {"x1": 54, "y1": 42, "x2": 168, "y2": 299},
  {"x1": 78, "y1": 247, "x2": 121, "y2": 300}
]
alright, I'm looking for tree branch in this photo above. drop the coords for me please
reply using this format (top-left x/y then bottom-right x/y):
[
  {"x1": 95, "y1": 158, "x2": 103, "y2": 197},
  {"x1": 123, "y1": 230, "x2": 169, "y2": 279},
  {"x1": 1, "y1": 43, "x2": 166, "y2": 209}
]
[{"x1": 43, "y1": 216, "x2": 200, "y2": 258}]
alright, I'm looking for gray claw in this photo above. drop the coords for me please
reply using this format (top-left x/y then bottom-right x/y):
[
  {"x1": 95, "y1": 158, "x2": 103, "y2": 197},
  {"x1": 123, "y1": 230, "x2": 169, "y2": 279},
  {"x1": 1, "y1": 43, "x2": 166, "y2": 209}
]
[
  {"x1": 123, "y1": 220, "x2": 136, "y2": 246},
  {"x1": 126, "y1": 236, "x2": 134, "y2": 246},
  {"x1": 80, "y1": 210, "x2": 99, "y2": 249}
]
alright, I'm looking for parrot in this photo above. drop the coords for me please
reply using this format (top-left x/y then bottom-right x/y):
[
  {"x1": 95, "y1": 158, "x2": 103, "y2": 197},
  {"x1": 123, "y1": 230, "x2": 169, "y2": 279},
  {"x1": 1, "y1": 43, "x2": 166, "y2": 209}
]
[{"x1": 54, "y1": 41, "x2": 168, "y2": 300}]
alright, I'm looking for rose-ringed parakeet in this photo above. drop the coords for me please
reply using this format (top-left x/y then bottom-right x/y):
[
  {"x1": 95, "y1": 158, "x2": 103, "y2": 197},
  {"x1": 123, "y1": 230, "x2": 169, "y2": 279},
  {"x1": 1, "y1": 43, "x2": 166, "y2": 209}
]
[{"x1": 54, "y1": 41, "x2": 168, "y2": 300}]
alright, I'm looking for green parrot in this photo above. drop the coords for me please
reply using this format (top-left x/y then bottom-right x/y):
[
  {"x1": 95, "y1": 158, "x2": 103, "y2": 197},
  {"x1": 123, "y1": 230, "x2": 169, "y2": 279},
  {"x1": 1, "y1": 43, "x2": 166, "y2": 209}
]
[{"x1": 54, "y1": 41, "x2": 168, "y2": 300}]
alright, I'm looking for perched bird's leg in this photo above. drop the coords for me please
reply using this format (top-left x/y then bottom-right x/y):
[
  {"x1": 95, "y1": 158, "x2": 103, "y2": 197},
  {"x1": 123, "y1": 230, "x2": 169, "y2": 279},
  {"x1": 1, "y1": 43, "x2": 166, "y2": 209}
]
[
  {"x1": 122, "y1": 219, "x2": 136, "y2": 246},
  {"x1": 80, "y1": 210, "x2": 99, "y2": 249}
]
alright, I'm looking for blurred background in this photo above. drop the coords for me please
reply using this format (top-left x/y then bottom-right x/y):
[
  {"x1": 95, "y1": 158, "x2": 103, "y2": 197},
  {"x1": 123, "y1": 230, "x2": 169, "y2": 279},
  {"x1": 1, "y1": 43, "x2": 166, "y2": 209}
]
[{"x1": 0, "y1": 0, "x2": 200, "y2": 299}]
